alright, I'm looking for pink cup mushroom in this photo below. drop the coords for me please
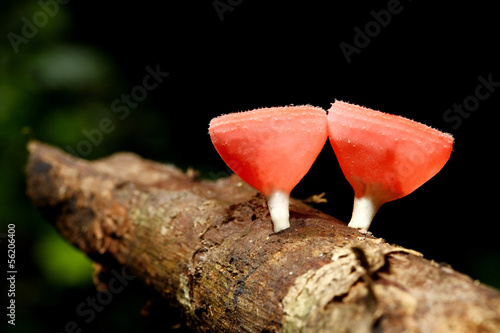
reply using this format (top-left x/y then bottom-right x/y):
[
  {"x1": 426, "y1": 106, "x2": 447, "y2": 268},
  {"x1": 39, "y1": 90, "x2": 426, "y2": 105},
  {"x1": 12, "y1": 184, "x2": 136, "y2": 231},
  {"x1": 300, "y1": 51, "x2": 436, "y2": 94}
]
[
  {"x1": 209, "y1": 105, "x2": 328, "y2": 233},
  {"x1": 328, "y1": 100, "x2": 454, "y2": 230}
]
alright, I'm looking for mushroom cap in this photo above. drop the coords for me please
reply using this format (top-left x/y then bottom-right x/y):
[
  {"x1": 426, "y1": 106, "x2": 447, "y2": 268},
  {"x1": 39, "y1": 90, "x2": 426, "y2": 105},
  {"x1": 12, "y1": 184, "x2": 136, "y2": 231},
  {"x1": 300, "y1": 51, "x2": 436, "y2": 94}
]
[
  {"x1": 328, "y1": 100, "x2": 454, "y2": 203},
  {"x1": 209, "y1": 105, "x2": 328, "y2": 196}
]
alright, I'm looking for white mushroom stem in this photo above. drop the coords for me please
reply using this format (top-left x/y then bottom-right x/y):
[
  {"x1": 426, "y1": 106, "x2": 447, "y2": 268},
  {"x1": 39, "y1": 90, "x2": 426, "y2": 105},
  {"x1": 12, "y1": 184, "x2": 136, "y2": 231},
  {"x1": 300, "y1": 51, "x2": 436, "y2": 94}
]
[
  {"x1": 268, "y1": 190, "x2": 290, "y2": 233},
  {"x1": 348, "y1": 196, "x2": 381, "y2": 230}
]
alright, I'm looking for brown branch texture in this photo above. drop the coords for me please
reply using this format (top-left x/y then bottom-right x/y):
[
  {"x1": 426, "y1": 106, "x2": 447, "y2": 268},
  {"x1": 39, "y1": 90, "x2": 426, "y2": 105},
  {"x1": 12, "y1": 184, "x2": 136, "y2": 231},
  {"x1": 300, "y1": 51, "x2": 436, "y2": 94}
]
[{"x1": 26, "y1": 141, "x2": 500, "y2": 333}]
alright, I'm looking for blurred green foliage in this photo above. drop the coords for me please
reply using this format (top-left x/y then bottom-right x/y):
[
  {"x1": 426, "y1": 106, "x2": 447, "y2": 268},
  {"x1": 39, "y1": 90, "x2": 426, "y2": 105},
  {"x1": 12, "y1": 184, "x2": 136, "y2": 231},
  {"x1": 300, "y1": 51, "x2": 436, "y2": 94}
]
[
  {"x1": 33, "y1": 225, "x2": 94, "y2": 288},
  {"x1": 0, "y1": 1, "x2": 171, "y2": 332}
]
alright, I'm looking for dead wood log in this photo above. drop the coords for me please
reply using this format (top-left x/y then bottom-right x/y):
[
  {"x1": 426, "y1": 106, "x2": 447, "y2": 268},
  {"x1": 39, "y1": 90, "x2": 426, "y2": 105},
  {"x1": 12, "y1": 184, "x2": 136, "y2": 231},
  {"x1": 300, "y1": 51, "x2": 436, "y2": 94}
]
[{"x1": 26, "y1": 141, "x2": 500, "y2": 333}]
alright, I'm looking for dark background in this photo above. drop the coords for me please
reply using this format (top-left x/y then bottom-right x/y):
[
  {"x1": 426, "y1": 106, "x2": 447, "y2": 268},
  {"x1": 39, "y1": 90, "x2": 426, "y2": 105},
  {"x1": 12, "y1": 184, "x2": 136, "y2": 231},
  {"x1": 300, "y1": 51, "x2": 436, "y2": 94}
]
[{"x1": 1, "y1": 0, "x2": 499, "y2": 332}]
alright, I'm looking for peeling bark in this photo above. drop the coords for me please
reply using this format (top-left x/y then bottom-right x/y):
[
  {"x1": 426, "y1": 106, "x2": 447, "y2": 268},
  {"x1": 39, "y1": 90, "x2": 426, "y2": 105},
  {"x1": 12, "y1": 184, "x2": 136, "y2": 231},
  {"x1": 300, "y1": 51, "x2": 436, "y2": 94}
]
[{"x1": 26, "y1": 141, "x2": 500, "y2": 333}]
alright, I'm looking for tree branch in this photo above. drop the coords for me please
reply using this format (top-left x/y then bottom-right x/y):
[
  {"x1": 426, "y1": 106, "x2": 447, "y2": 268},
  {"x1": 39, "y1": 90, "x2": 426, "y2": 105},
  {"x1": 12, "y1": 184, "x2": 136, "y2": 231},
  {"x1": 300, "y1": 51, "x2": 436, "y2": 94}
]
[{"x1": 26, "y1": 141, "x2": 500, "y2": 332}]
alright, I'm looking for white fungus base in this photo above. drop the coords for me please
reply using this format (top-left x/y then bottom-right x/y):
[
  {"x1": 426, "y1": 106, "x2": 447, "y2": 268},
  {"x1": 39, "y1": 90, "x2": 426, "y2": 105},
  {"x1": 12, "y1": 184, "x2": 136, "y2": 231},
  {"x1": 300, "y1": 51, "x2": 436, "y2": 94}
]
[
  {"x1": 348, "y1": 196, "x2": 380, "y2": 230},
  {"x1": 268, "y1": 190, "x2": 290, "y2": 233}
]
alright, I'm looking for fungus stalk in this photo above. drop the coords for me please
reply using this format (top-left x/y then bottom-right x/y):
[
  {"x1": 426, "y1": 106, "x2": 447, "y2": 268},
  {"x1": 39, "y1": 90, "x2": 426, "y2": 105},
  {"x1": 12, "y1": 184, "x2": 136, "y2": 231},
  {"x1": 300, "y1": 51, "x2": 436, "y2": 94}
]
[
  {"x1": 267, "y1": 190, "x2": 290, "y2": 233},
  {"x1": 348, "y1": 196, "x2": 380, "y2": 230}
]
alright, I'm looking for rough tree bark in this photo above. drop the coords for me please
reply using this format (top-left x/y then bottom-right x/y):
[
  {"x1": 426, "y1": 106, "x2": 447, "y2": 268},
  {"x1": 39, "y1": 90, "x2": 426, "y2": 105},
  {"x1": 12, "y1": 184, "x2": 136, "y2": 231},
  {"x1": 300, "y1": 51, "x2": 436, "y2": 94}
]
[{"x1": 26, "y1": 141, "x2": 500, "y2": 333}]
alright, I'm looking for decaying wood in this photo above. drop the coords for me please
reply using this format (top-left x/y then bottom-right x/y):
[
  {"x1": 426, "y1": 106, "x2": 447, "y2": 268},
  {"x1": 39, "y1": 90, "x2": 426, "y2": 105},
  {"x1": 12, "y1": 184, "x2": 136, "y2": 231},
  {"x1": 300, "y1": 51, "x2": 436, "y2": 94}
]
[{"x1": 26, "y1": 141, "x2": 500, "y2": 332}]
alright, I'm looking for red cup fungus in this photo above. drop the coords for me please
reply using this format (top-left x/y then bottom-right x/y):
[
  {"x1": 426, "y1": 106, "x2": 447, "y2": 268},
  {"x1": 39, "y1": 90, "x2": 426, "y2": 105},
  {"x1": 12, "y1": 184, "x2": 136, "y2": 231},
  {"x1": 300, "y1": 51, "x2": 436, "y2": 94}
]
[
  {"x1": 209, "y1": 105, "x2": 328, "y2": 233},
  {"x1": 327, "y1": 100, "x2": 454, "y2": 230}
]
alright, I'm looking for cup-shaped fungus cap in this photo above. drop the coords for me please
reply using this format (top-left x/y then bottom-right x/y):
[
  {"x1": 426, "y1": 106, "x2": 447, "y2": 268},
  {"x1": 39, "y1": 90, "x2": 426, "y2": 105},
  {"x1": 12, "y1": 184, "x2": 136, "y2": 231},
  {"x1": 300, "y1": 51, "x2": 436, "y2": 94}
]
[
  {"x1": 209, "y1": 105, "x2": 328, "y2": 232},
  {"x1": 328, "y1": 100, "x2": 454, "y2": 230}
]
